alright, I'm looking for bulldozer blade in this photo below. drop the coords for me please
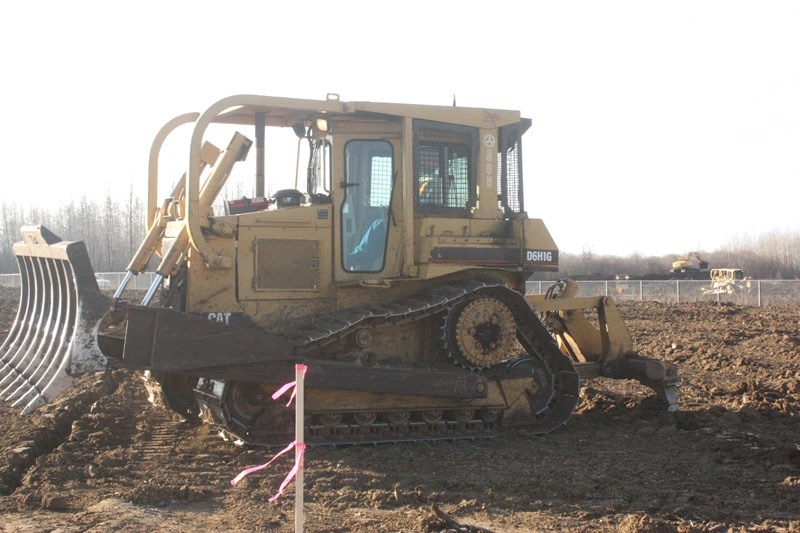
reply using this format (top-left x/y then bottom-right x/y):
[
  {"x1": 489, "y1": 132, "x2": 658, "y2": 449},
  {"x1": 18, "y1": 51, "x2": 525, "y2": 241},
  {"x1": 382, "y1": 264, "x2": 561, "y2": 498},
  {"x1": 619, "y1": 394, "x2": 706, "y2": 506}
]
[{"x1": 0, "y1": 226, "x2": 112, "y2": 414}]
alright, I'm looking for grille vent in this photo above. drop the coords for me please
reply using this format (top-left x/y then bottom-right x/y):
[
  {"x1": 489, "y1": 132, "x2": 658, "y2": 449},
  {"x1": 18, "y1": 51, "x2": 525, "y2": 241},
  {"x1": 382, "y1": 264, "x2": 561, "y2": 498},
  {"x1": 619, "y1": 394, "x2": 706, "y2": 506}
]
[{"x1": 255, "y1": 239, "x2": 321, "y2": 290}]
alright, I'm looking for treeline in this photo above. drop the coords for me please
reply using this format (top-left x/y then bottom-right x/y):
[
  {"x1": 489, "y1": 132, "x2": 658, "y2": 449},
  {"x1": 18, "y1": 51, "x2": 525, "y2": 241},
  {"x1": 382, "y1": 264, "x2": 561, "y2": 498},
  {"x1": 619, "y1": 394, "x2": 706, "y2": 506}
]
[
  {"x1": 0, "y1": 189, "x2": 144, "y2": 274},
  {"x1": 1, "y1": 195, "x2": 799, "y2": 280},
  {"x1": 550, "y1": 230, "x2": 800, "y2": 281}
]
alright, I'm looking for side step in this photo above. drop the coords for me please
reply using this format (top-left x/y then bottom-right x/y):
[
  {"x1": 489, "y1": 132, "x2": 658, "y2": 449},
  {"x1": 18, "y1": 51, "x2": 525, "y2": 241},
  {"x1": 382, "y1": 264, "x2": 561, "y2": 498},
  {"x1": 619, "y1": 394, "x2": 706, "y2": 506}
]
[{"x1": 0, "y1": 226, "x2": 111, "y2": 414}]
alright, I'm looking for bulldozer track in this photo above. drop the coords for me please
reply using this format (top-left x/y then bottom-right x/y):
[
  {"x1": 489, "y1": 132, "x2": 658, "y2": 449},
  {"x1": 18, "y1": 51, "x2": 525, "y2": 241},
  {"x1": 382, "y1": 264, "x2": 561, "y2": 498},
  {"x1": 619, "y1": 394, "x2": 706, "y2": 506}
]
[
  {"x1": 199, "y1": 281, "x2": 580, "y2": 447},
  {"x1": 297, "y1": 281, "x2": 490, "y2": 346}
]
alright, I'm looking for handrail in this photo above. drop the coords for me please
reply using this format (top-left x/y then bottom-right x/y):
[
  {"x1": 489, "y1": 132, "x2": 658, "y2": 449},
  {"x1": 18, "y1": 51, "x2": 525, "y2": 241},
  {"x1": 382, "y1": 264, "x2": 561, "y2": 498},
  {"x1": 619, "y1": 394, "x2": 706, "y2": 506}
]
[{"x1": 147, "y1": 113, "x2": 200, "y2": 232}]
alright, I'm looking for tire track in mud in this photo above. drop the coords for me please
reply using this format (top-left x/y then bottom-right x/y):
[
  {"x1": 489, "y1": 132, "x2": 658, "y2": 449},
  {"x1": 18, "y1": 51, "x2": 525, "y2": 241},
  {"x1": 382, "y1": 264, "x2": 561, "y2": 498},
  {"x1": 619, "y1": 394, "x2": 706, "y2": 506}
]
[
  {"x1": 137, "y1": 412, "x2": 181, "y2": 459},
  {"x1": 0, "y1": 372, "x2": 120, "y2": 495},
  {"x1": 1, "y1": 366, "x2": 222, "y2": 512}
]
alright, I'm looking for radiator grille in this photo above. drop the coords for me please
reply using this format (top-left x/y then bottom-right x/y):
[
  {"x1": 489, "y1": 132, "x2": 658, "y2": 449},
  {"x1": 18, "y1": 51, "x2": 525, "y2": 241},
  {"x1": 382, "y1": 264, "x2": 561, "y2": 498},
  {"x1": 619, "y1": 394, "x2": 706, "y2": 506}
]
[
  {"x1": 255, "y1": 239, "x2": 321, "y2": 290},
  {"x1": 499, "y1": 124, "x2": 523, "y2": 214}
]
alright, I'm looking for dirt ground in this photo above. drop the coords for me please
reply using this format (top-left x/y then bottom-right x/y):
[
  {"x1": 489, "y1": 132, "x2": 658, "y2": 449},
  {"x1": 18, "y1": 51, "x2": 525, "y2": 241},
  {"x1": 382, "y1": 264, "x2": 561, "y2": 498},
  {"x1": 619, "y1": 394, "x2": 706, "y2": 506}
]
[{"x1": 0, "y1": 287, "x2": 798, "y2": 532}]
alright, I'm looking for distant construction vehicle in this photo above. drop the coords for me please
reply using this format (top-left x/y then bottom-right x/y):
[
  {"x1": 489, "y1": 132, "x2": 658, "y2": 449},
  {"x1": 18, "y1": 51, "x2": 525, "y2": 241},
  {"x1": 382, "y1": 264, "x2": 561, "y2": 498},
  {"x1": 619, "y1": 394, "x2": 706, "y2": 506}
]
[
  {"x1": 702, "y1": 268, "x2": 750, "y2": 295},
  {"x1": 670, "y1": 252, "x2": 710, "y2": 280},
  {"x1": 614, "y1": 251, "x2": 710, "y2": 281}
]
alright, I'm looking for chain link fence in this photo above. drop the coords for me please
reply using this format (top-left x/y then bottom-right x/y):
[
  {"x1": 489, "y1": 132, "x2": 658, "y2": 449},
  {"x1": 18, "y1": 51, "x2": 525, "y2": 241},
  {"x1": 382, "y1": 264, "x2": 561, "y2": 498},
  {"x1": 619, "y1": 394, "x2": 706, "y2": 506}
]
[
  {"x1": 3, "y1": 273, "x2": 799, "y2": 306},
  {"x1": 526, "y1": 279, "x2": 800, "y2": 306}
]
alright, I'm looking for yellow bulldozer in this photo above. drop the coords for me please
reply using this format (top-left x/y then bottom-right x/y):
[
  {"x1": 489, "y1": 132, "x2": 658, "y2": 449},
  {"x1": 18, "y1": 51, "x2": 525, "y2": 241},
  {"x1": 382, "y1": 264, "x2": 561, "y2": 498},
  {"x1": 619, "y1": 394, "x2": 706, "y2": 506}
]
[
  {"x1": 0, "y1": 94, "x2": 678, "y2": 445},
  {"x1": 702, "y1": 268, "x2": 751, "y2": 295}
]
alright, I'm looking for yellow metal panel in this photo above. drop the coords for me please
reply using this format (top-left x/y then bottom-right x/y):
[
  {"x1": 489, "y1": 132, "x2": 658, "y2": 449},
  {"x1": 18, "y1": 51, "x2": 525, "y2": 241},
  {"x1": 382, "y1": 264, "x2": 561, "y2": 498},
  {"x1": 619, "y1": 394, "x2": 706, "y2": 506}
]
[
  {"x1": 185, "y1": 236, "x2": 239, "y2": 314},
  {"x1": 236, "y1": 207, "x2": 333, "y2": 301},
  {"x1": 347, "y1": 101, "x2": 521, "y2": 129},
  {"x1": 475, "y1": 127, "x2": 504, "y2": 218}
]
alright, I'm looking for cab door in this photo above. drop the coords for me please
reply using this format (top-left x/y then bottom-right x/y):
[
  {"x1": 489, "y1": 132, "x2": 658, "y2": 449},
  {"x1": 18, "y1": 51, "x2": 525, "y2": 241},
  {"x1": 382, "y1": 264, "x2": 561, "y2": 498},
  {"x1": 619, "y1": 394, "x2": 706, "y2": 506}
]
[{"x1": 334, "y1": 136, "x2": 402, "y2": 280}]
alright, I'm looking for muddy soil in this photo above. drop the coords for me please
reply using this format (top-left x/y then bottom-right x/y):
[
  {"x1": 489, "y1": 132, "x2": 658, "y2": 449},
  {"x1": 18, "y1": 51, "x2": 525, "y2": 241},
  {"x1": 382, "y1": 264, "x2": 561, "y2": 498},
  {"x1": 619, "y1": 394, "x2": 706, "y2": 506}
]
[{"x1": 0, "y1": 287, "x2": 798, "y2": 532}]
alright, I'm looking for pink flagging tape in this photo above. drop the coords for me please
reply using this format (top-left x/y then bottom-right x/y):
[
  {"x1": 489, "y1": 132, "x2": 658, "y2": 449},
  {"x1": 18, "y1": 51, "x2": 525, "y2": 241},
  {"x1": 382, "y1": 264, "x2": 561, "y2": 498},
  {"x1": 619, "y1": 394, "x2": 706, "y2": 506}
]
[
  {"x1": 230, "y1": 440, "x2": 296, "y2": 487},
  {"x1": 230, "y1": 364, "x2": 309, "y2": 503},
  {"x1": 269, "y1": 442, "x2": 305, "y2": 502},
  {"x1": 230, "y1": 440, "x2": 307, "y2": 501},
  {"x1": 271, "y1": 364, "x2": 308, "y2": 406},
  {"x1": 271, "y1": 380, "x2": 297, "y2": 405}
]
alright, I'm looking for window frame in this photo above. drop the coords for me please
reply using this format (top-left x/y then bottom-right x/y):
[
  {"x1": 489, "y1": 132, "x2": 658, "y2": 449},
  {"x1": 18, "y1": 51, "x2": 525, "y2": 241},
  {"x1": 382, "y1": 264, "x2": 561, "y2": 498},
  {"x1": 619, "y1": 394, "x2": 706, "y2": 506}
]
[
  {"x1": 413, "y1": 119, "x2": 477, "y2": 217},
  {"x1": 340, "y1": 139, "x2": 394, "y2": 273}
]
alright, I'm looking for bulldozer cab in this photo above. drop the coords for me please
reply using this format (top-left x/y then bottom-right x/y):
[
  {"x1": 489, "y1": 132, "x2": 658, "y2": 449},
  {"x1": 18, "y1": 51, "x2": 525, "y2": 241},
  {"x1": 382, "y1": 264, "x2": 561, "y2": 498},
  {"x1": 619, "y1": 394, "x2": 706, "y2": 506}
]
[
  {"x1": 133, "y1": 94, "x2": 560, "y2": 326},
  {"x1": 712, "y1": 268, "x2": 745, "y2": 281}
]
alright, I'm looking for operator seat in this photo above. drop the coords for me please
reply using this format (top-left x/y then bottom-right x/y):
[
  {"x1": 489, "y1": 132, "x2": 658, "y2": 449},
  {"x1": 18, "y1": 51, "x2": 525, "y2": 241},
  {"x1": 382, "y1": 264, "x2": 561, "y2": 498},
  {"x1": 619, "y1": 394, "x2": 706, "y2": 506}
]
[{"x1": 348, "y1": 218, "x2": 387, "y2": 271}]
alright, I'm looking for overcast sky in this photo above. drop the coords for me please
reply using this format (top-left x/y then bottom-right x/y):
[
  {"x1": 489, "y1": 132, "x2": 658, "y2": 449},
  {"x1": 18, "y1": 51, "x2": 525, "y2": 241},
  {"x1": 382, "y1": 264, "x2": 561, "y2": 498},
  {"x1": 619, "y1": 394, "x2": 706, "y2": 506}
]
[{"x1": 1, "y1": 1, "x2": 798, "y2": 257}]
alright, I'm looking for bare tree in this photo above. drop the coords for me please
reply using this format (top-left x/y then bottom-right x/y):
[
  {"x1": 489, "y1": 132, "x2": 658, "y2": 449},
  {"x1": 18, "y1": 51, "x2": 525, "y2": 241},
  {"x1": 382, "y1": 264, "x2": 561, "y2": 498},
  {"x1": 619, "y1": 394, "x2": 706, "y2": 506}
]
[
  {"x1": 124, "y1": 183, "x2": 145, "y2": 266},
  {"x1": 0, "y1": 203, "x2": 21, "y2": 273},
  {"x1": 1, "y1": 196, "x2": 798, "y2": 280},
  {"x1": 103, "y1": 193, "x2": 115, "y2": 270}
]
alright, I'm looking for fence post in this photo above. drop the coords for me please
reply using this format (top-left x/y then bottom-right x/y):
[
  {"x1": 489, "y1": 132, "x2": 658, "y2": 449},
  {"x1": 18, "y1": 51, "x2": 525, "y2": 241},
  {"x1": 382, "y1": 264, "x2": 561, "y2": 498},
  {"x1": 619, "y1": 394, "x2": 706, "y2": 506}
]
[
  {"x1": 757, "y1": 280, "x2": 762, "y2": 307},
  {"x1": 559, "y1": 279, "x2": 795, "y2": 306}
]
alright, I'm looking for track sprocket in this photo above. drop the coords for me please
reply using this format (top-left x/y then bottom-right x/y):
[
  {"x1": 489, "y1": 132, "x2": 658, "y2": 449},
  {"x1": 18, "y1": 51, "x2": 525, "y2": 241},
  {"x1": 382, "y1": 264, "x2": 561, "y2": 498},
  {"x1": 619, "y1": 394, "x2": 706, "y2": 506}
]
[{"x1": 443, "y1": 296, "x2": 521, "y2": 369}]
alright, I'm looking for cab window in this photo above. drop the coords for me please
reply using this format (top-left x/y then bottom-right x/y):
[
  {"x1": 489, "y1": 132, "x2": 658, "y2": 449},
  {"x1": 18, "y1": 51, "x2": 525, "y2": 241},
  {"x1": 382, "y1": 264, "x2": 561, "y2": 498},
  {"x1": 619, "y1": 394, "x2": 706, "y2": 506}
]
[
  {"x1": 414, "y1": 120, "x2": 476, "y2": 215},
  {"x1": 341, "y1": 140, "x2": 393, "y2": 272}
]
